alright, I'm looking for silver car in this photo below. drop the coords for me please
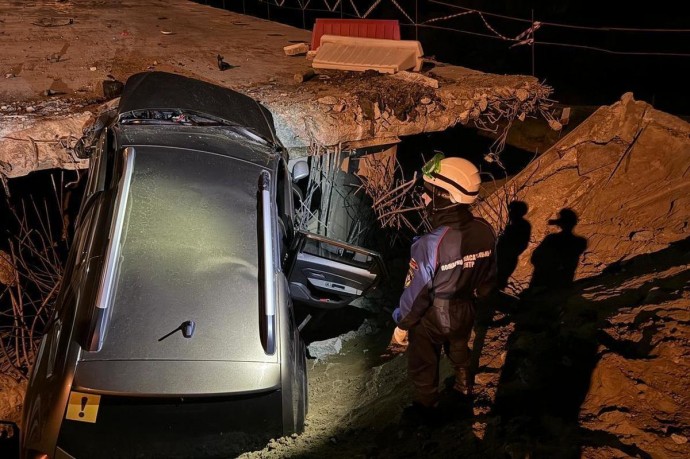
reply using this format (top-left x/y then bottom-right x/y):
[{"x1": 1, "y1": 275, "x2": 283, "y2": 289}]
[{"x1": 20, "y1": 72, "x2": 384, "y2": 459}]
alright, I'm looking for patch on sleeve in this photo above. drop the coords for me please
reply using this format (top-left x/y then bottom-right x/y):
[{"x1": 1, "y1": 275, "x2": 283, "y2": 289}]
[{"x1": 404, "y1": 258, "x2": 419, "y2": 288}]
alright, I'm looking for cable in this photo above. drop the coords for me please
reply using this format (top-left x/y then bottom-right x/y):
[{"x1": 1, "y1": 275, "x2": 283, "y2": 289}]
[
  {"x1": 428, "y1": 0, "x2": 532, "y2": 24},
  {"x1": 428, "y1": 0, "x2": 690, "y2": 33},
  {"x1": 536, "y1": 41, "x2": 690, "y2": 57},
  {"x1": 268, "y1": 3, "x2": 361, "y2": 19},
  {"x1": 390, "y1": 0, "x2": 415, "y2": 24},
  {"x1": 401, "y1": 22, "x2": 518, "y2": 42},
  {"x1": 539, "y1": 21, "x2": 690, "y2": 33}
]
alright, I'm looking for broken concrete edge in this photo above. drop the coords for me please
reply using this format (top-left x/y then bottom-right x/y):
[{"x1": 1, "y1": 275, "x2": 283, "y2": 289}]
[
  {"x1": 1, "y1": 72, "x2": 555, "y2": 178},
  {"x1": 267, "y1": 75, "x2": 556, "y2": 151},
  {"x1": 0, "y1": 114, "x2": 92, "y2": 179},
  {"x1": 0, "y1": 98, "x2": 120, "y2": 179},
  {"x1": 475, "y1": 92, "x2": 690, "y2": 289}
]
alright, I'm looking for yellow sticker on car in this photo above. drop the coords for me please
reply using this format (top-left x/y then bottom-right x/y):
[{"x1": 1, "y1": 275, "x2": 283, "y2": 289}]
[{"x1": 65, "y1": 391, "x2": 101, "y2": 423}]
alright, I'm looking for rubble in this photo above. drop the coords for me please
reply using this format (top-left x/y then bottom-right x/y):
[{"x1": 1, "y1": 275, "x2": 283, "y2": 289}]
[
  {"x1": 283, "y1": 42, "x2": 309, "y2": 56},
  {"x1": 0, "y1": 112, "x2": 91, "y2": 178},
  {"x1": 478, "y1": 93, "x2": 690, "y2": 290},
  {"x1": 388, "y1": 70, "x2": 439, "y2": 89}
]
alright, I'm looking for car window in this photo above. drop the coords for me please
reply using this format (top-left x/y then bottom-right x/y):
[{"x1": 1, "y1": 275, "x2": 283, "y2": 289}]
[{"x1": 302, "y1": 237, "x2": 376, "y2": 271}]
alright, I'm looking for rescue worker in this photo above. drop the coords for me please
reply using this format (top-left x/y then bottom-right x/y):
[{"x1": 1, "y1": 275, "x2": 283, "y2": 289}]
[{"x1": 391, "y1": 154, "x2": 497, "y2": 411}]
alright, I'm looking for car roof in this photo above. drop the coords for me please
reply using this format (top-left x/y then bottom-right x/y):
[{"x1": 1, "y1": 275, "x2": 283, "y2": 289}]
[
  {"x1": 117, "y1": 71, "x2": 278, "y2": 144},
  {"x1": 81, "y1": 145, "x2": 275, "y2": 365}
]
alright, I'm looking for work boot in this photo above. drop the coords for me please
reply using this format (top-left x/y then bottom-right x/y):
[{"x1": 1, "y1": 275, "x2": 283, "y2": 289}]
[{"x1": 453, "y1": 368, "x2": 473, "y2": 397}]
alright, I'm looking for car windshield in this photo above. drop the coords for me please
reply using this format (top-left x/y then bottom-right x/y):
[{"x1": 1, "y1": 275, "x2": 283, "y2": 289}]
[{"x1": 87, "y1": 147, "x2": 272, "y2": 362}]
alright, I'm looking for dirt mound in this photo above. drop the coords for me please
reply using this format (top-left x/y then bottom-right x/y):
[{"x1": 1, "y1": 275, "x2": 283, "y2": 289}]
[{"x1": 478, "y1": 93, "x2": 690, "y2": 292}]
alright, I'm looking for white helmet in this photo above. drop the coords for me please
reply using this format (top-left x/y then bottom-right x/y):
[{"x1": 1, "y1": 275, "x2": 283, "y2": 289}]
[{"x1": 422, "y1": 156, "x2": 481, "y2": 204}]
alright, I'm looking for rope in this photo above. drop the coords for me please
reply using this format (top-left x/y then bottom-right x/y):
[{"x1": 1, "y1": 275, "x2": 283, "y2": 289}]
[
  {"x1": 322, "y1": 0, "x2": 342, "y2": 13},
  {"x1": 349, "y1": 0, "x2": 362, "y2": 18},
  {"x1": 402, "y1": 22, "x2": 516, "y2": 41},
  {"x1": 428, "y1": 0, "x2": 532, "y2": 24},
  {"x1": 476, "y1": 11, "x2": 518, "y2": 41},
  {"x1": 539, "y1": 21, "x2": 690, "y2": 33},
  {"x1": 428, "y1": 0, "x2": 690, "y2": 33},
  {"x1": 389, "y1": 0, "x2": 415, "y2": 24},
  {"x1": 362, "y1": 0, "x2": 384, "y2": 19},
  {"x1": 422, "y1": 10, "x2": 473, "y2": 25},
  {"x1": 536, "y1": 41, "x2": 690, "y2": 57}
]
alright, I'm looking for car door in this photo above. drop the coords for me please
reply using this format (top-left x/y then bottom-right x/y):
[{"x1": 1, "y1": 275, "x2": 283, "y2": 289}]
[{"x1": 286, "y1": 231, "x2": 386, "y2": 309}]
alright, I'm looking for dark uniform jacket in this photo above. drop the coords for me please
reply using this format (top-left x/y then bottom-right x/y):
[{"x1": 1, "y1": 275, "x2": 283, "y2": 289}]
[{"x1": 393, "y1": 208, "x2": 496, "y2": 334}]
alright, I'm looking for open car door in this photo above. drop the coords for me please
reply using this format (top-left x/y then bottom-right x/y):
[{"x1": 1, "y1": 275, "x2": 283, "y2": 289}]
[{"x1": 287, "y1": 231, "x2": 386, "y2": 309}]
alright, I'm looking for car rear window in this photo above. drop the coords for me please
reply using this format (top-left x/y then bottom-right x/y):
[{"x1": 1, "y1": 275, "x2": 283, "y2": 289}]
[{"x1": 88, "y1": 147, "x2": 271, "y2": 362}]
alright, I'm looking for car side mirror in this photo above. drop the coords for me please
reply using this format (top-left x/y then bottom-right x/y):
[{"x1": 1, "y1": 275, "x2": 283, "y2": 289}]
[{"x1": 291, "y1": 160, "x2": 309, "y2": 182}]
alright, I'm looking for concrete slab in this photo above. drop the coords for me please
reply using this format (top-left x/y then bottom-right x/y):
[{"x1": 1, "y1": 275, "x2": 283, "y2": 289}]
[{"x1": 0, "y1": 0, "x2": 554, "y2": 176}]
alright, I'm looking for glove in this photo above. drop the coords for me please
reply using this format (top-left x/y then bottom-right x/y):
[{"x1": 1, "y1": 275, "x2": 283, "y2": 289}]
[
  {"x1": 391, "y1": 327, "x2": 409, "y2": 346},
  {"x1": 380, "y1": 327, "x2": 409, "y2": 361}
]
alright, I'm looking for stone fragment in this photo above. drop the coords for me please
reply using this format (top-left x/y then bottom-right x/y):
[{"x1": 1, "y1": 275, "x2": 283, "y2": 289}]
[
  {"x1": 516, "y1": 88, "x2": 530, "y2": 101},
  {"x1": 317, "y1": 96, "x2": 338, "y2": 105},
  {"x1": 284, "y1": 42, "x2": 309, "y2": 56}
]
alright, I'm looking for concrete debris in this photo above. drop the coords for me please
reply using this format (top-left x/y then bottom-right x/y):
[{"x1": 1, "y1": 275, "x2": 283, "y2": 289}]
[
  {"x1": 0, "y1": 250, "x2": 16, "y2": 286},
  {"x1": 294, "y1": 69, "x2": 315, "y2": 84},
  {"x1": 308, "y1": 337, "x2": 342, "y2": 360},
  {"x1": 307, "y1": 319, "x2": 379, "y2": 360},
  {"x1": 671, "y1": 434, "x2": 688, "y2": 445},
  {"x1": 547, "y1": 119, "x2": 562, "y2": 131},
  {"x1": 317, "y1": 96, "x2": 338, "y2": 105},
  {"x1": 283, "y1": 42, "x2": 309, "y2": 56},
  {"x1": 0, "y1": 112, "x2": 92, "y2": 178},
  {"x1": 102, "y1": 79, "x2": 124, "y2": 99},
  {"x1": 516, "y1": 88, "x2": 530, "y2": 102},
  {"x1": 262, "y1": 70, "x2": 551, "y2": 150},
  {"x1": 478, "y1": 92, "x2": 690, "y2": 289},
  {"x1": 388, "y1": 70, "x2": 439, "y2": 89}
]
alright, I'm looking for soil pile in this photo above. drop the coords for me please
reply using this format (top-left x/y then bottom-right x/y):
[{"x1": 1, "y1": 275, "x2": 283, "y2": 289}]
[{"x1": 477, "y1": 93, "x2": 690, "y2": 292}]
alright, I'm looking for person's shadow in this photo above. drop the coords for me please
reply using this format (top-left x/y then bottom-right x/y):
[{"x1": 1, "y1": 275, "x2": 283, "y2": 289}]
[
  {"x1": 528, "y1": 208, "x2": 587, "y2": 292},
  {"x1": 496, "y1": 200, "x2": 532, "y2": 291},
  {"x1": 470, "y1": 201, "x2": 531, "y2": 406}
]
